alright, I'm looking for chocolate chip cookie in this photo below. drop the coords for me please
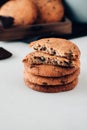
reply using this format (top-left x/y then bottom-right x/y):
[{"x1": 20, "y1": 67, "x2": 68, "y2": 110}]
[
  {"x1": 24, "y1": 69, "x2": 80, "y2": 85},
  {"x1": 24, "y1": 78, "x2": 78, "y2": 93},
  {"x1": 33, "y1": 0, "x2": 64, "y2": 23},
  {"x1": 0, "y1": 0, "x2": 37, "y2": 26},
  {"x1": 29, "y1": 38, "x2": 80, "y2": 60},
  {"x1": 24, "y1": 64, "x2": 79, "y2": 77},
  {"x1": 22, "y1": 38, "x2": 81, "y2": 93},
  {"x1": 23, "y1": 51, "x2": 80, "y2": 68}
]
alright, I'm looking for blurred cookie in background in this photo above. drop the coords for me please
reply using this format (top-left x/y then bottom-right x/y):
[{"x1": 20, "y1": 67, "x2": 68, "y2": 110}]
[
  {"x1": 0, "y1": 0, "x2": 38, "y2": 26},
  {"x1": 33, "y1": 0, "x2": 64, "y2": 23}
]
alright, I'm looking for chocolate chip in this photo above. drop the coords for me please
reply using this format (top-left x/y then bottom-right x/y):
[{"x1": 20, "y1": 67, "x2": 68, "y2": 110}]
[
  {"x1": 50, "y1": 48, "x2": 53, "y2": 50},
  {"x1": 64, "y1": 60, "x2": 72, "y2": 66},
  {"x1": 34, "y1": 56, "x2": 36, "y2": 59},
  {"x1": 68, "y1": 50, "x2": 73, "y2": 59},
  {"x1": 53, "y1": 60, "x2": 58, "y2": 65},
  {"x1": 42, "y1": 82, "x2": 48, "y2": 86},
  {"x1": 61, "y1": 80, "x2": 65, "y2": 85},
  {"x1": 0, "y1": 15, "x2": 14, "y2": 28},
  {"x1": 51, "y1": 50, "x2": 56, "y2": 55},
  {"x1": 40, "y1": 46, "x2": 46, "y2": 51},
  {"x1": 53, "y1": 6, "x2": 56, "y2": 9},
  {"x1": 0, "y1": 47, "x2": 12, "y2": 60},
  {"x1": 40, "y1": 56, "x2": 45, "y2": 62},
  {"x1": 33, "y1": 47, "x2": 38, "y2": 50}
]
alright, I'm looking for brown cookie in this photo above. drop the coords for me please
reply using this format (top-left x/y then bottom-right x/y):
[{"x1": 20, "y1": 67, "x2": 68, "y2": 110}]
[
  {"x1": 24, "y1": 69, "x2": 80, "y2": 85},
  {"x1": 24, "y1": 78, "x2": 78, "y2": 93},
  {"x1": 23, "y1": 51, "x2": 80, "y2": 68},
  {"x1": 29, "y1": 38, "x2": 81, "y2": 60},
  {"x1": 0, "y1": 0, "x2": 37, "y2": 26},
  {"x1": 24, "y1": 64, "x2": 79, "y2": 77},
  {"x1": 34, "y1": 0, "x2": 64, "y2": 23}
]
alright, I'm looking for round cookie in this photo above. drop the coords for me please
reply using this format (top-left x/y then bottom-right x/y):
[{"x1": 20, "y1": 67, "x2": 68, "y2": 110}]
[
  {"x1": 29, "y1": 38, "x2": 81, "y2": 60},
  {"x1": 0, "y1": 0, "x2": 37, "y2": 26},
  {"x1": 34, "y1": 0, "x2": 64, "y2": 23},
  {"x1": 24, "y1": 69, "x2": 80, "y2": 85},
  {"x1": 24, "y1": 78, "x2": 78, "y2": 93},
  {"x1": 24, "y1": 64, "x2": 79, "y2": 77},
  {"x1": 23, "y1": 51, "x2": 80, "y2": 68}
]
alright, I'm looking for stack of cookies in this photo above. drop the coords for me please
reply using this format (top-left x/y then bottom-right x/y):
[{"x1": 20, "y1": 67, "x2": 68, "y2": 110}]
[{"x1": 23, "y1": 38, "x2": 81, "y2": 93}]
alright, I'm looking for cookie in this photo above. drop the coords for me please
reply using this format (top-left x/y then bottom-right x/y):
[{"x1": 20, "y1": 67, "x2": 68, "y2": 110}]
[
  {"x1": 23, "y1": 51, "x2": 80, "y2": 68},
  {"x1": 34, "y1": 0, "x2": 64, "y2": 23},
  {"x1": 24, "y1": 68, "x2": 80, "y2": 85},
  {"x1": 24, "y1": 64, "x2": 79, "y2": 77},
  {"x1": 24, "y1": 78, "x2": 78, "y2": 93},
  {"x1": 29, "y1": 38, "x2": 81, "y2": 60},
  {"x1": 0, "y1": 0, "x2": 37, "y2": 26}
]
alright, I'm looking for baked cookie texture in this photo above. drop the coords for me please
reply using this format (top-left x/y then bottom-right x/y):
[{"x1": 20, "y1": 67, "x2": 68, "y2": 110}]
[
  {"x1": 24, "y1": 64, "x2": 78, "y2": 77},
  {"x1": 23, "y1": 38, "x2": 81, "y2": 93},
  {"x1": 24, "y1": 69, "x2": 80, "y2": 85},
  {"x1": 24, "y1": 78, "x2": 78, "y2": 93},
  {"x1": 0, "y1": 0, "x2": 64, "y2": 27},
  {"x1": 33, "y1": 0, "x2": 64, "y2": 23},
  {"x1": 29, "y1": 38, "x2": 80, "y2": 60},
  {"x1": 0, "y1": 0, "x2": 37, "y2": 26},
  {"x1": 23, "y1": 51, "x2": 80, "y2": 68}
]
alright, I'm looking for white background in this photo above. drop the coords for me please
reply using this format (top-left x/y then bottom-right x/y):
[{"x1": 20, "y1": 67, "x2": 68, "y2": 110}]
[{"x1": 0, "y1": 36, "x2": 87, "y2": 130}]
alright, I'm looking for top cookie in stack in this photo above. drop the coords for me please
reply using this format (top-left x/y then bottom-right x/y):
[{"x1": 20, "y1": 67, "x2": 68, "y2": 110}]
[{"x1": 23, "y1": 38, "x2": 81, "y2": 93}]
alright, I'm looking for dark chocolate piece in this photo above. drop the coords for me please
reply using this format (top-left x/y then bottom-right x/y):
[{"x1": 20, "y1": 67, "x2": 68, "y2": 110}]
[
  {"x1": 40, "y1": 56, "x2": 45, "y2": 62},
  {"x1": 0, "y1": 16, "x2": 14, "y2": 28},
  {"x1": 51, "y1": 50, "x2": 56, "y2": 55},
  {"x1": 42, "y1": 82, "x2": 48, "y2": 86},
  {"x1": 0, "y1": 0, "x2": 8, "y2": 6},
  {"x1": 0, "y1": 47, "x2": 12, "y2": 60},
  {"x1": 40, "y1": 46, "x2": 46, "y2": 51}
]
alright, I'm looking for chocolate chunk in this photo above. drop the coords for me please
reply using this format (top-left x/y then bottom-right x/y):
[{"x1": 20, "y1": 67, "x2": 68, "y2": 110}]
[
  {"x1": 51, "y1": 50, "x2": 56, "y2": 55},
  {"x1": 42, "y1": 82, "x2": 48, "y2": 86},
  {"x1": 64, "y1": 60, "x2": 72, "y2": 66},
  {"x1": 40, "y1": 46, "x2": 46, "y2": 51},
  {"x1": 53, "y1": 60, "x2": 58, "y2": 65},
  {"x1": 61, "y1": 80, "x2": 65, "y2": 85},
  {"x1": 0, "y1": 16, "x2": 14, "y2": 28},
  {"x1": 0, "y1": 47, "x2": 12, "y2": 60},
  {"x1": 68, "y1": 50, "x2": 73, "y2": 59},
  {"x1": 33, "y1": 47, "x2": 38, "y2": 50},
  {"x1": 30, "y1": 65, "x2": 36, "y2": 68},
  {"x1": 40, "y1": 56, "x2": 45, "y2": 62},
  {"x1": 0, "y1": 0, "x2": 8, "y2": 6}
]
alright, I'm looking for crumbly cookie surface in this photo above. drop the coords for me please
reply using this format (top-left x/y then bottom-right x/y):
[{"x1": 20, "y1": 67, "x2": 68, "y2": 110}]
[
  {"x1": 23, "y1": 51, "x2": 80, "y2": 68},
  {"x1": 24, "y1": 69, "x2": 80, "y2": 85},
  {"x1": 29, "y1": 38, "x2": 81, "y2": 60},
  {"x1": 24, "y1": 64, "x2": 79, "y2": 77},
  {"x1": 24, "y1": 78, "x2": 78, "y2": 93}
]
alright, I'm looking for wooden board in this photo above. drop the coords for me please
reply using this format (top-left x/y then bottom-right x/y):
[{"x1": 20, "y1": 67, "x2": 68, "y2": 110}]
[{"x1": 0, "y1": 18, "x2": 72, "y2": 41}]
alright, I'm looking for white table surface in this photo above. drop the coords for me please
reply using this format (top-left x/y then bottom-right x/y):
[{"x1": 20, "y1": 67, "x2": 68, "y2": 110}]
[{"x1": 0, "y1": 36, "x2": 87, "y2": 130}]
